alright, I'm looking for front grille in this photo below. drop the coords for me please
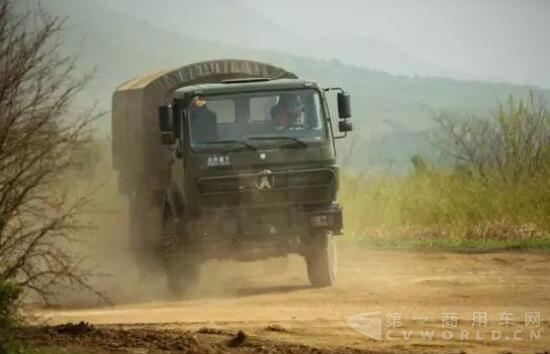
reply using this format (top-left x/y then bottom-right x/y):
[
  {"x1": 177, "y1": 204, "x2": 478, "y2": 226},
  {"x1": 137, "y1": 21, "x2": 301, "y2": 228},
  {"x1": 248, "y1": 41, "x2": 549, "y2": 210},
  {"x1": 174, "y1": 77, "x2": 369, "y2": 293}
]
[
  {"x1": 197, "y1": 176, "x2": 240, "y2": 194},
  {"x1": 196, "y1": 169, "x2": 335, "y2": 194},
  {"x1": 196, "y1": 169, "x2": 336, "y2": 209}
]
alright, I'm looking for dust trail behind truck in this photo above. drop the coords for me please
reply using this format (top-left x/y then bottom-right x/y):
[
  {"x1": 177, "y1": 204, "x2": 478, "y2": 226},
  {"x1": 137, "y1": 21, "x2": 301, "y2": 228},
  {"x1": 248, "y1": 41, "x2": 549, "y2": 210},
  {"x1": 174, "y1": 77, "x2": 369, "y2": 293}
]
[{"x1": 112, "y1": 59, "x2": 353, "y2": 295}]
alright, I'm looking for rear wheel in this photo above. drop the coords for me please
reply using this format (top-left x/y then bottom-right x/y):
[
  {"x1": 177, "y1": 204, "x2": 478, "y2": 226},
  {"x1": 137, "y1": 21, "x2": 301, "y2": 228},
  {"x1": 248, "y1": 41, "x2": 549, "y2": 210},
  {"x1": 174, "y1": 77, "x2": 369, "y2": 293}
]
[
  {"x1": 304, "y1": 232, "x2": 336, "y2": 287},
  {"x1": 162, "y1": 211, "x2": 200, "y2": 297}
]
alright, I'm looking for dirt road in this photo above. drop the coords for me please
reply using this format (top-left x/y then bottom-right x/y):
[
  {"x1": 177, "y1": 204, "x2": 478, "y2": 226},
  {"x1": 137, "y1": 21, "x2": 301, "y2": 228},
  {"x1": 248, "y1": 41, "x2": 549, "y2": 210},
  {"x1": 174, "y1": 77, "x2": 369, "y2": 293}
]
[{"x1": 32, "y1": 247, "x2": 550, "y2": 353}]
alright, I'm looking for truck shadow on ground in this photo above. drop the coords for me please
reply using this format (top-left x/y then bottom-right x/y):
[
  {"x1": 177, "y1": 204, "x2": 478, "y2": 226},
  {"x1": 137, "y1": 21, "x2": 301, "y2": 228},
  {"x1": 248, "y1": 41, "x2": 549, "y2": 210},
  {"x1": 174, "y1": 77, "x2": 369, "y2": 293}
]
[
  {"x1": 174, "y1": 282, "x2": 314, "y2": 302},
  {"x1": 232, "y1": 284, "x2": 312, "y2": 297}
]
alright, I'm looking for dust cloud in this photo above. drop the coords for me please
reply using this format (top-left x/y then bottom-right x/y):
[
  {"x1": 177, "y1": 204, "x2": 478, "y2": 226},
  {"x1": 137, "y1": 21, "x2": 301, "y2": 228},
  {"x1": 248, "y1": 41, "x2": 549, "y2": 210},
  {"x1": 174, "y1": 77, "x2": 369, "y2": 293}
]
[{"x1": 53, "y1": 150, "x2": 311, "y2": 308}]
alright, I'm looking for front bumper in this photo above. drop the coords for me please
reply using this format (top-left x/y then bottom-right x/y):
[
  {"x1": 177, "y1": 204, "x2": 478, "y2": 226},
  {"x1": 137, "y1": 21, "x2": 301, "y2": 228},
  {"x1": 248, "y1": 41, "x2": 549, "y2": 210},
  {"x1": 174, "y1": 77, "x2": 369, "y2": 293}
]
[
  {"x1": 188, "y1": 204, "x2": 343, "y2": 240},
  {"x1": 307, "y1": 204, "x2": 343, "y2": 232}
]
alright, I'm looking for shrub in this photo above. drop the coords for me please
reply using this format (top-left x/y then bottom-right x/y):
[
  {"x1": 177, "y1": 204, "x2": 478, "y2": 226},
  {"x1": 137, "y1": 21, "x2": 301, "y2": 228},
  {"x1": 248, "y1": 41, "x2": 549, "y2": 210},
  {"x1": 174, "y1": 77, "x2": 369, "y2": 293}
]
[
  {"x1": 0, "y1": 278, "x2": 22, "y2": 353},
  {"x1": 434, "y1": 93, "x2": 550, "y2": 182},
  {"x1": 0, "y1": 0, "x2": 104, "y2": 304}
]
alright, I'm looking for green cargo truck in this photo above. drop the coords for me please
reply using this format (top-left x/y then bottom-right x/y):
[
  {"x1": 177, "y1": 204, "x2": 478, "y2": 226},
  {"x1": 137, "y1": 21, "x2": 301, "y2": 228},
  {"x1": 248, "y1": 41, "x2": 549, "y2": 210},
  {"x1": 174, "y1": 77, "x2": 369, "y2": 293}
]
[{"x1": 112, "y1": 60, "x2": 353, "y2": 294}]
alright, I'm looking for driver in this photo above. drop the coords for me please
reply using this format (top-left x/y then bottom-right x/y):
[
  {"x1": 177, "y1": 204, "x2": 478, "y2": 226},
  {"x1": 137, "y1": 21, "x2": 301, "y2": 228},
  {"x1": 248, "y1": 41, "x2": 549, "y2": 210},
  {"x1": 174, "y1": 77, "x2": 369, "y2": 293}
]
[
  {"x1": 190, "y1": 96, "x2": 218, "y2": 143},
  {"x1": 271, "y1": 93, "x2": 305, "y2": 130}
]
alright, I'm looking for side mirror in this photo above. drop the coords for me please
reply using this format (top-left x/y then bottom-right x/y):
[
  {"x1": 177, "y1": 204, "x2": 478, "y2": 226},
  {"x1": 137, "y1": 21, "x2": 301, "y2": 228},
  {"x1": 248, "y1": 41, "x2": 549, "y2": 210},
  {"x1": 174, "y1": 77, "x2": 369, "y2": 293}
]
[
  {"x1": 159, "y1": 104, "x2": 174, "y2": 145},
  {"x1": 338, "y1": 119, "x2": 353, "y2": 133},
  {"x1": 337, "y1": 92, "x2": 351, "y2": 119}
]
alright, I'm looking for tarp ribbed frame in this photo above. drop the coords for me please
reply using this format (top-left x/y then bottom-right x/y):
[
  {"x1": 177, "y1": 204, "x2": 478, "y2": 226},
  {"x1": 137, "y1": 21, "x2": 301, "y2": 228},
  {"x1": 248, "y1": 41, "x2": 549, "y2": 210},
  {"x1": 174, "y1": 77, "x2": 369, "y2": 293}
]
[{"x1": 116, "y1": 59, "x2": 296, "y2": 92}]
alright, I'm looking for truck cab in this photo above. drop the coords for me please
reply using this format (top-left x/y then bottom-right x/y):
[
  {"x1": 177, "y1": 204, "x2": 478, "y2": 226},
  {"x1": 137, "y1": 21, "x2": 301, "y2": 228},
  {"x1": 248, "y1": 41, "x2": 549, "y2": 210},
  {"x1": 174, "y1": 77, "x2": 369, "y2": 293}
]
[{"x1": 159, "y1": 77, "x2": 352, "y2": 294}]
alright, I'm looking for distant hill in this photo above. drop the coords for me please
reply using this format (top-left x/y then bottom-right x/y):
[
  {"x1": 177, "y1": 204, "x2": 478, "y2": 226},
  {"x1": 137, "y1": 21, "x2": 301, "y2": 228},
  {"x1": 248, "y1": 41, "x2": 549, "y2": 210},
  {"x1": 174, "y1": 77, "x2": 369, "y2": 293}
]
[
  {"x1": 96, "y1": 0, "x2": 459, "y2": 80},
  {"x1": 37, "y1": 0, "x2": 550, "y2": 172}
]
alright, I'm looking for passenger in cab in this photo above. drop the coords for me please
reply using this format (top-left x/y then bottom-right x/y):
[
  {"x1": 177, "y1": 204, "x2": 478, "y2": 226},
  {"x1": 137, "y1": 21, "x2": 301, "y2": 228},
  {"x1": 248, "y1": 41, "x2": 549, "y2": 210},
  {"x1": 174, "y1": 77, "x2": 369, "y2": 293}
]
[{"x1": 271, "y1": 93, "x2": 305, "y2": 130}]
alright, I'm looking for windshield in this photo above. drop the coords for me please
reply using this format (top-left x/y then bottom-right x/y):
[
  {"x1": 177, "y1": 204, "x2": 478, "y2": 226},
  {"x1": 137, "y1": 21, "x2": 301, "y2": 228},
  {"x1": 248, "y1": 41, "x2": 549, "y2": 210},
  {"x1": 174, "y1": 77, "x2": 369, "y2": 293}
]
[{"x1": 187, "y1": 89, "x2": 327, "y2": 151}]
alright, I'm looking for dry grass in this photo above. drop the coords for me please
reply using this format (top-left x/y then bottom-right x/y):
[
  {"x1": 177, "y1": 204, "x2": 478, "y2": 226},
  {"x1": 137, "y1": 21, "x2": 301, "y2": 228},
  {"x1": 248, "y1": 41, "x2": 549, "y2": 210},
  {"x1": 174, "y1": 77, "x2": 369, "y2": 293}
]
[
  {"x1": 339, "y1": 169, "x2": 550, "y2": 248},
  {"x1": 340, "y1": 95, "x2": 550, "y2": 248}
]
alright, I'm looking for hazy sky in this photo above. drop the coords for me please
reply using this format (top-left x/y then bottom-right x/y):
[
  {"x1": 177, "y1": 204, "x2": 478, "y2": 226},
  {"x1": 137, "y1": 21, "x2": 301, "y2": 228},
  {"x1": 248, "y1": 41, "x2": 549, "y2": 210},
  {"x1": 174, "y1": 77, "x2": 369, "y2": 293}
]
[
  {"x1": 87, "y1": 0, "x2": 550, "y2": 87},
  {"x1": 244, "y1": 0, "x2": 550, "y2": 87}
]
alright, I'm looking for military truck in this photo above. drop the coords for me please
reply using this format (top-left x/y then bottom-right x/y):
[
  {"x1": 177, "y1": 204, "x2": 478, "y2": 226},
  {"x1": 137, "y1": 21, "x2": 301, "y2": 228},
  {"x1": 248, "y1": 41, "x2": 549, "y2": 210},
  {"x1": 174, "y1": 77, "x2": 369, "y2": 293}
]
[{"x1": 112, "y1": 60, "x2": 352, "y2": 294}]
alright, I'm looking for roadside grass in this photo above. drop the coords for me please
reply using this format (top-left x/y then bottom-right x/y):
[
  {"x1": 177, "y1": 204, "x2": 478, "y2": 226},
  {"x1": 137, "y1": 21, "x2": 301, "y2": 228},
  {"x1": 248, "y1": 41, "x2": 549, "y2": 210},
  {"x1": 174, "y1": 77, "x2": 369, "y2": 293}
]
[
  {"x1": 339, "y1": 170, "x2": 550, "y2": 251},
  {"x1": 338, "y1": 95, "x2": 550, "y2": 251}
]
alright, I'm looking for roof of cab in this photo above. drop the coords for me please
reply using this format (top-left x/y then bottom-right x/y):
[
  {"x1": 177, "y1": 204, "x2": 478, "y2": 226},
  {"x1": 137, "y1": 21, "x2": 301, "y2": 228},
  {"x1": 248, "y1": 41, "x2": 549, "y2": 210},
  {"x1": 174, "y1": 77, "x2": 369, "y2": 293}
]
[{"x1": 172, "y1": 78, "x2": 322, "y2": 99}]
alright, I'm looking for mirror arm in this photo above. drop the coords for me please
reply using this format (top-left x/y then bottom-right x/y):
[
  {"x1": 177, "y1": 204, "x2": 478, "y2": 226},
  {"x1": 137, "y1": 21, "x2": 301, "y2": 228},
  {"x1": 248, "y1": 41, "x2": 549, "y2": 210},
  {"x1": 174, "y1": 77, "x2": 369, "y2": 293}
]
[
  {"x1": 334, "y1": 131, "x2": 348, "y2": 140},
  {"x1": 324, "y1": 87, "x2": 345, "y2": 94}
]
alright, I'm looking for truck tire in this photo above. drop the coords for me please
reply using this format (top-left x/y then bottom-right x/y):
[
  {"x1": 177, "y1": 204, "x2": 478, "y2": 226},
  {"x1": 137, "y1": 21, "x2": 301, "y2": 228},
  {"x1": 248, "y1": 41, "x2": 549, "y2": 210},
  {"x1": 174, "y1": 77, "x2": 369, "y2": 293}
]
[
  {"x1": 162, "y1": 212, "x2": 200, "y2": 297},
  {"x1": 305, "y1": 233, "x2": 336, "y2": 287}
]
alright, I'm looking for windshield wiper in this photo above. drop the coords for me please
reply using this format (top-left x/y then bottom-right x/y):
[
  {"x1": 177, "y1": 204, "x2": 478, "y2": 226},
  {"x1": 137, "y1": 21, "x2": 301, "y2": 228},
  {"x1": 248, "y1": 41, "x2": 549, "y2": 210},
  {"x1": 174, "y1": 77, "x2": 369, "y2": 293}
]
[
  {"x1": 247, "y1": 136, "x2": 308, "y2": 148},
  {"x1": 203, "y1": 139, "x2": 257, "y2": 151}
]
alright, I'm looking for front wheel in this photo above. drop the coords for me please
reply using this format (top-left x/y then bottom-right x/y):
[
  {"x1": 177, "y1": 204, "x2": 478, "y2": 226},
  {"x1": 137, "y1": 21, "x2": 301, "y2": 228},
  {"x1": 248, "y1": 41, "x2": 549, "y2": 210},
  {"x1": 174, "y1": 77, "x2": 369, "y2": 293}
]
[{"x1": 304, "y1": 233, "x2": 336, "y2": 287}]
